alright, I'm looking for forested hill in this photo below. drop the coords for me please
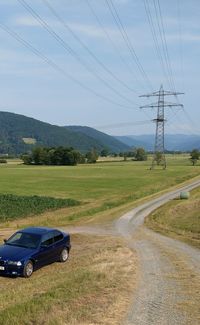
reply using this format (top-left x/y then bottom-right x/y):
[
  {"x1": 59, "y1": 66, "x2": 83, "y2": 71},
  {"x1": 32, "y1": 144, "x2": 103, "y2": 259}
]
[
  {"x1": 0, "y1": 112, "x2": 128, "y2": 155},
  {"x1": 65, "y1": 125, "x2": 128, "y2": 153}
]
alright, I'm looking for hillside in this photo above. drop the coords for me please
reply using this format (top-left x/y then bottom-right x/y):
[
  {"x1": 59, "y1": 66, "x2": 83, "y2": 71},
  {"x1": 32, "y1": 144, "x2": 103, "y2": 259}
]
[
  {"x1": 66, "y1": 125, "x2": 128, "y2": 153},
  {"x1": 115, "y1": 134, "x2": 200, "y2": 151},
  {"x1": 0, "y1": 112, "x2": 128, "y2": 155}
]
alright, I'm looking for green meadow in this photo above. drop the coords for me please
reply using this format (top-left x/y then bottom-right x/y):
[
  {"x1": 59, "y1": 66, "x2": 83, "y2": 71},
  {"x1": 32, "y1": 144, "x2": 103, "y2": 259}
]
[
  {"x1": 0, "y1": 156, "x2": 199, "y2": 225},
  {"x1": 0, "y1": 157, "x2": 199, "y2": 201}
]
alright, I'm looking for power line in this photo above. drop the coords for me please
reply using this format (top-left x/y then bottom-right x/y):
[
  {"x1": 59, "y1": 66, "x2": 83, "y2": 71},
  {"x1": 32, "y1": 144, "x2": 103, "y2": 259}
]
[
  {"x1": 153, "y1": 0, "x2": 176, "y2": 92},
  {"x1": 17, "y1": 0, "x2": 137, "y2": 107},
  {"x1": 168, "y1": 4, "x2": 195, "y2": 136},
  {"x1": 85, "y1": 0, "x2": 143, "y2": 93},
  {"x1": 157, "y1": 0, "x2": 176, "y2": 92},
  {"x1": 0, "y1": 22, "x2": 137, "y2": 110},
  {"x1": 42, "y1": 0, "x2": 138, "y2": 95},
  {"x1": 143, "y1": 0, "x2": 172, "y2": 89},
  {"x1": 167, "y1": 113, "x2": 199, "y2": 136},
  {"x1": 95, "y1": 119, "x2": 152, "y2": 130},
  {"x1": 182, "y1": 107, "x2": 200, "y2": 132},
  {"x1": 105, "y1": 0, "x2": 153, "y2": 91},
  {"x1": 177, "y1": 0, "x2": 184, "y2": 91}
]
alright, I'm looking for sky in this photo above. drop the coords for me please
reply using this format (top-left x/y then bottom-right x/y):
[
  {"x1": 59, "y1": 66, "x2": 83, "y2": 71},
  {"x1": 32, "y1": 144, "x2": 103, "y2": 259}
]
[{"x1": 0, "y1": 0, "x2": 200, "y2": 135}]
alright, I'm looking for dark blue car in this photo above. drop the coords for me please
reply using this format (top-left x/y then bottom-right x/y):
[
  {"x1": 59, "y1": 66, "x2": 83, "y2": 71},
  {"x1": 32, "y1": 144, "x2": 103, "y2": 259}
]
[{"x1": 0, "y1": 227, "x2": 71, "y2": 278}]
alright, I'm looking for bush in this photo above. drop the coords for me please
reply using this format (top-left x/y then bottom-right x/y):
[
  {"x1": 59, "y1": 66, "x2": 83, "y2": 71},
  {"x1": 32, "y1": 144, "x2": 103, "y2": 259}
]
[
  {"x1": 135, "y1": 148, "x2": 147, "y2": 161},
  {"x1": 86, "y1": 148, "x2": 99, "y2": 163}
]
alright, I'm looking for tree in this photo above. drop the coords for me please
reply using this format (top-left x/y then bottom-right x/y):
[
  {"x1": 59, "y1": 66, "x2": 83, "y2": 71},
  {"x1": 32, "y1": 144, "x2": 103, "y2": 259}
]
[
  {"x1": 122, "y1": 149, "x2": 136, "y2": 158},
  {"x1": 86, "y1": 148, "x2": 99, "y2": 163},
  {"x1": 21, "y1": 154, "x2": 33, "y2": 165},
  {"x1": 190, "y1": 149, "x2": 200, "y2": 166},
  {"x1": 123, "y1": 153, "x2": 127, "y2": 161},
  {"x1": 135, "y1": 147, "x2": 147, "y2": 161},
  {"x1": 32, "y1": 147, "x2": 48, "y2": 165},
  {"x1": 100, "y1": 148, "x2": 109, "y2": 157}
]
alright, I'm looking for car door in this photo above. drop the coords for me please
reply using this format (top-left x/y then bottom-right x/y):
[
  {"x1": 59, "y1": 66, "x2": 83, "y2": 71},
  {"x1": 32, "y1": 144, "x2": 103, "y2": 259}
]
[
  {"x1": 35, "y1": 232, "x2": 55, "y2": 267},
  {"x1": 52, "y1": 230, "x2": 64, "y2": 260}
]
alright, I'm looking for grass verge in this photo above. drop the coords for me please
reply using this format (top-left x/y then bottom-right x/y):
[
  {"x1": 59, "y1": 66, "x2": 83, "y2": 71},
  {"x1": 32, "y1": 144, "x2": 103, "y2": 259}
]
[
  {"x1": 145, "y1": 187, "x2": 200, "y2": 248},
  {"x1": 0, "y1": 234, "x2": 137, "y2": 325}
]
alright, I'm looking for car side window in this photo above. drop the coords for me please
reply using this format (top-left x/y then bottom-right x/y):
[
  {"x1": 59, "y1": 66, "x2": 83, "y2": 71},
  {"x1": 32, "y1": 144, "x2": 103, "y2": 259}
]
[
  {"x1": 53, "y1": 230, "x2": 63, "y2": 243},
  {"x1": 41, "y1": 232, "x2": 54, "y2": 247}
]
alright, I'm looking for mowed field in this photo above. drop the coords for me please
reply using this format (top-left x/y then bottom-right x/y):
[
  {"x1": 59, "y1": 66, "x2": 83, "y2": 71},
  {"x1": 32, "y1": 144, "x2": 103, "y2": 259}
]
[
  {"x1": 146, "y1": 186, "x2": 200, "y2": 248},
  {"x1": 0, "y1": 156, "x2": 200, "y2": 324},
  {"x1": 1, "y1": 155, "x2": 199, "y2": 202},
  {"x1": 0, "y1": 156, "x2": 200, "y2": 228}
]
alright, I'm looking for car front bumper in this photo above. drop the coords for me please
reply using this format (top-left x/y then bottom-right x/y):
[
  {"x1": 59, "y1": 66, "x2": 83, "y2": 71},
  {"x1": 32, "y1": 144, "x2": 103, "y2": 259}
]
[{"x1": 0, "y1": 264, "x2": 24, "y2": 276}]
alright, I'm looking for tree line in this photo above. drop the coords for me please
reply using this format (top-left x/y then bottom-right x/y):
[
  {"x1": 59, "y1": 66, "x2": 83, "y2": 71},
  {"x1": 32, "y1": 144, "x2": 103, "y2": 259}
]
[
  {"x1": 20, "y1": 146, "x2": 200, "y2": 166},
  {"x1": 21, "y1": 146, "x2": 149, "y2": 166}
]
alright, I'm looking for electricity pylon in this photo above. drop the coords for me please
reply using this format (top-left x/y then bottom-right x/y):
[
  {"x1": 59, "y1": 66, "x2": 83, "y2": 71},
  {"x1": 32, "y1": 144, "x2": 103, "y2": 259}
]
[{"x1": 140, "y1": 85, "x2": 184, "y2": 169}]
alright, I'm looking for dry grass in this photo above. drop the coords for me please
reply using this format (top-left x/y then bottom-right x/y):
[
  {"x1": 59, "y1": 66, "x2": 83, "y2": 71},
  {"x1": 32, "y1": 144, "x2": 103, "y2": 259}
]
[
  {"x1": 145, "y1": 187, "x2": 200, "y2": 248},
  {"x1": 0, "y1": 234, "x2": 137, "y2": 325}
]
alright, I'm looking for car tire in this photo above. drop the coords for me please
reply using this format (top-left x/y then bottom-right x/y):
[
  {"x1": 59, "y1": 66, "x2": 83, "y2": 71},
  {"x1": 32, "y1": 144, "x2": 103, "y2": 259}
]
[
  {"x1": 60, "y1": 248, "x2": 69, "y2": 262},
  {"x1": 23, "y1": 260, "x2": 34, "y2": 278}
]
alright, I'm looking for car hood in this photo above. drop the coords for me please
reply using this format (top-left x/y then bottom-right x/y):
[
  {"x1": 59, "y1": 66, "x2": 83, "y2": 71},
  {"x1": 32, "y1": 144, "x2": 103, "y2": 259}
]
[{"x1": 0, "y1": 244, "x2": 35, "y2": 261}]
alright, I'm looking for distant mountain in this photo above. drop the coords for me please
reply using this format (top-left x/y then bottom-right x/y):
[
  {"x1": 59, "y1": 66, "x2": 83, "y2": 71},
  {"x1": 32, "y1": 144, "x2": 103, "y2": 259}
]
[
  {"x1": 66, "y1": 126, "x2": 128, "y2": 153},
  {"x1": 115, "y1": 134, "x2": 200, "y2": 151},
  {"x1": 115, "y1": 135, "x2": 152, "y2": 149},
  {"x1": 0, "y1": 112, "x2": 128, "y2": 155}
]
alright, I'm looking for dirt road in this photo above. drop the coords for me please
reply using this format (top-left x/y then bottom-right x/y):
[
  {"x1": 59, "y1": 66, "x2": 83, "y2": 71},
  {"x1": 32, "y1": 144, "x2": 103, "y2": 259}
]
[
  {"x1": 61, "y1": 179, "x2": 200, "y2": 324},
  {"x1": 116, "y1": 179, "x2": 200, "y2": 325}
]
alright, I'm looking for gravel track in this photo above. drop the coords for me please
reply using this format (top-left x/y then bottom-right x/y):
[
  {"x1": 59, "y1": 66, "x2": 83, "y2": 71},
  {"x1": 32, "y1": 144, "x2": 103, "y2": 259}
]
[
  {"x1": 125, "y1": 239, "x2": 187, "y2": 325},
  {"x1": 116, "y1": 179, "x2": 200, "y2": 325},
  {"x1": 61, "y1": 180, "x2": 200, "y2": 324}
]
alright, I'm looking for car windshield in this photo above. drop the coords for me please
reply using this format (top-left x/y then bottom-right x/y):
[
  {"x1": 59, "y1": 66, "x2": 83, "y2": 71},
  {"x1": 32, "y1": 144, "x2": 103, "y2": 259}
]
[{"x1": 6, "y1": 232, "x2": 41, "y2": 249}]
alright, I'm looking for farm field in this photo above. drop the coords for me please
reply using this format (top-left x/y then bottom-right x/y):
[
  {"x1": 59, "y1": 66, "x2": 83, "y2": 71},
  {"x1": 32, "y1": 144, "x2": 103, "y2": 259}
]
[
  {"x1": 0, "y1": 194, "x2": 79, "y2": 222},
  {"x1": 0, "y1": 156, "x2": 200, "y2": 228},
  {"x1": 0, "y1": 156, "x2": 200, "y2": 324},
  {"x1": 145, "y1": 186, "x2": 200, "y2": 248}
]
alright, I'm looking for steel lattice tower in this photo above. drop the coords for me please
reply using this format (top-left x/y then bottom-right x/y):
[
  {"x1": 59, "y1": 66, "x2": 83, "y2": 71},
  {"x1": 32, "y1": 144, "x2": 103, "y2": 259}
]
[{"x1": 140, "y1": 85, "x2": 184, "y2": 169}]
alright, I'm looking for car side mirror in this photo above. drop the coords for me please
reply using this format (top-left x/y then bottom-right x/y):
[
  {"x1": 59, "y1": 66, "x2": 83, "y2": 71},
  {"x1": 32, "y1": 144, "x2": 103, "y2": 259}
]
[{"x1": 3, "y1": 239, "x2": 7, "y2": 243}]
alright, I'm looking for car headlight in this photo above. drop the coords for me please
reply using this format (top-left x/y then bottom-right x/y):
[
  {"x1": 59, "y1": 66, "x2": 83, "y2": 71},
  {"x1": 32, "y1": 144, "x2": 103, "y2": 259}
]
[{"x1": 7, "y1": 261, "x2": 22, "y2": 266}]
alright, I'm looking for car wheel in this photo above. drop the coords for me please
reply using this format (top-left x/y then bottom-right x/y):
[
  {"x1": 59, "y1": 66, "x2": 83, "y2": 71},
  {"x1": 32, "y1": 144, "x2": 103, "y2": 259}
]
[
  {"x1": 23, "y1": 260, "x2": 34, "y2": 278},
  {"x1": 60, "y1": 248, "x2": 69, "y2": 262}
]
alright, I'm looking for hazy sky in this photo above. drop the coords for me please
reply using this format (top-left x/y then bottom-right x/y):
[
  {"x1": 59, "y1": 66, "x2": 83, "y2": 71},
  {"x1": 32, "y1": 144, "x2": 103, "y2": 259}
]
[{"x1": 0, "y1": 0, "x2": 200, "y2": 135}]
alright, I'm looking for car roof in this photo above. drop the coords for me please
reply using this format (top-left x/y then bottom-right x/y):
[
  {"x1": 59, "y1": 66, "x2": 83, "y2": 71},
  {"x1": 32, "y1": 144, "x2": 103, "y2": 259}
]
[{"x1": 20, "y1": 227, "x2": 57, "y2": 235}]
